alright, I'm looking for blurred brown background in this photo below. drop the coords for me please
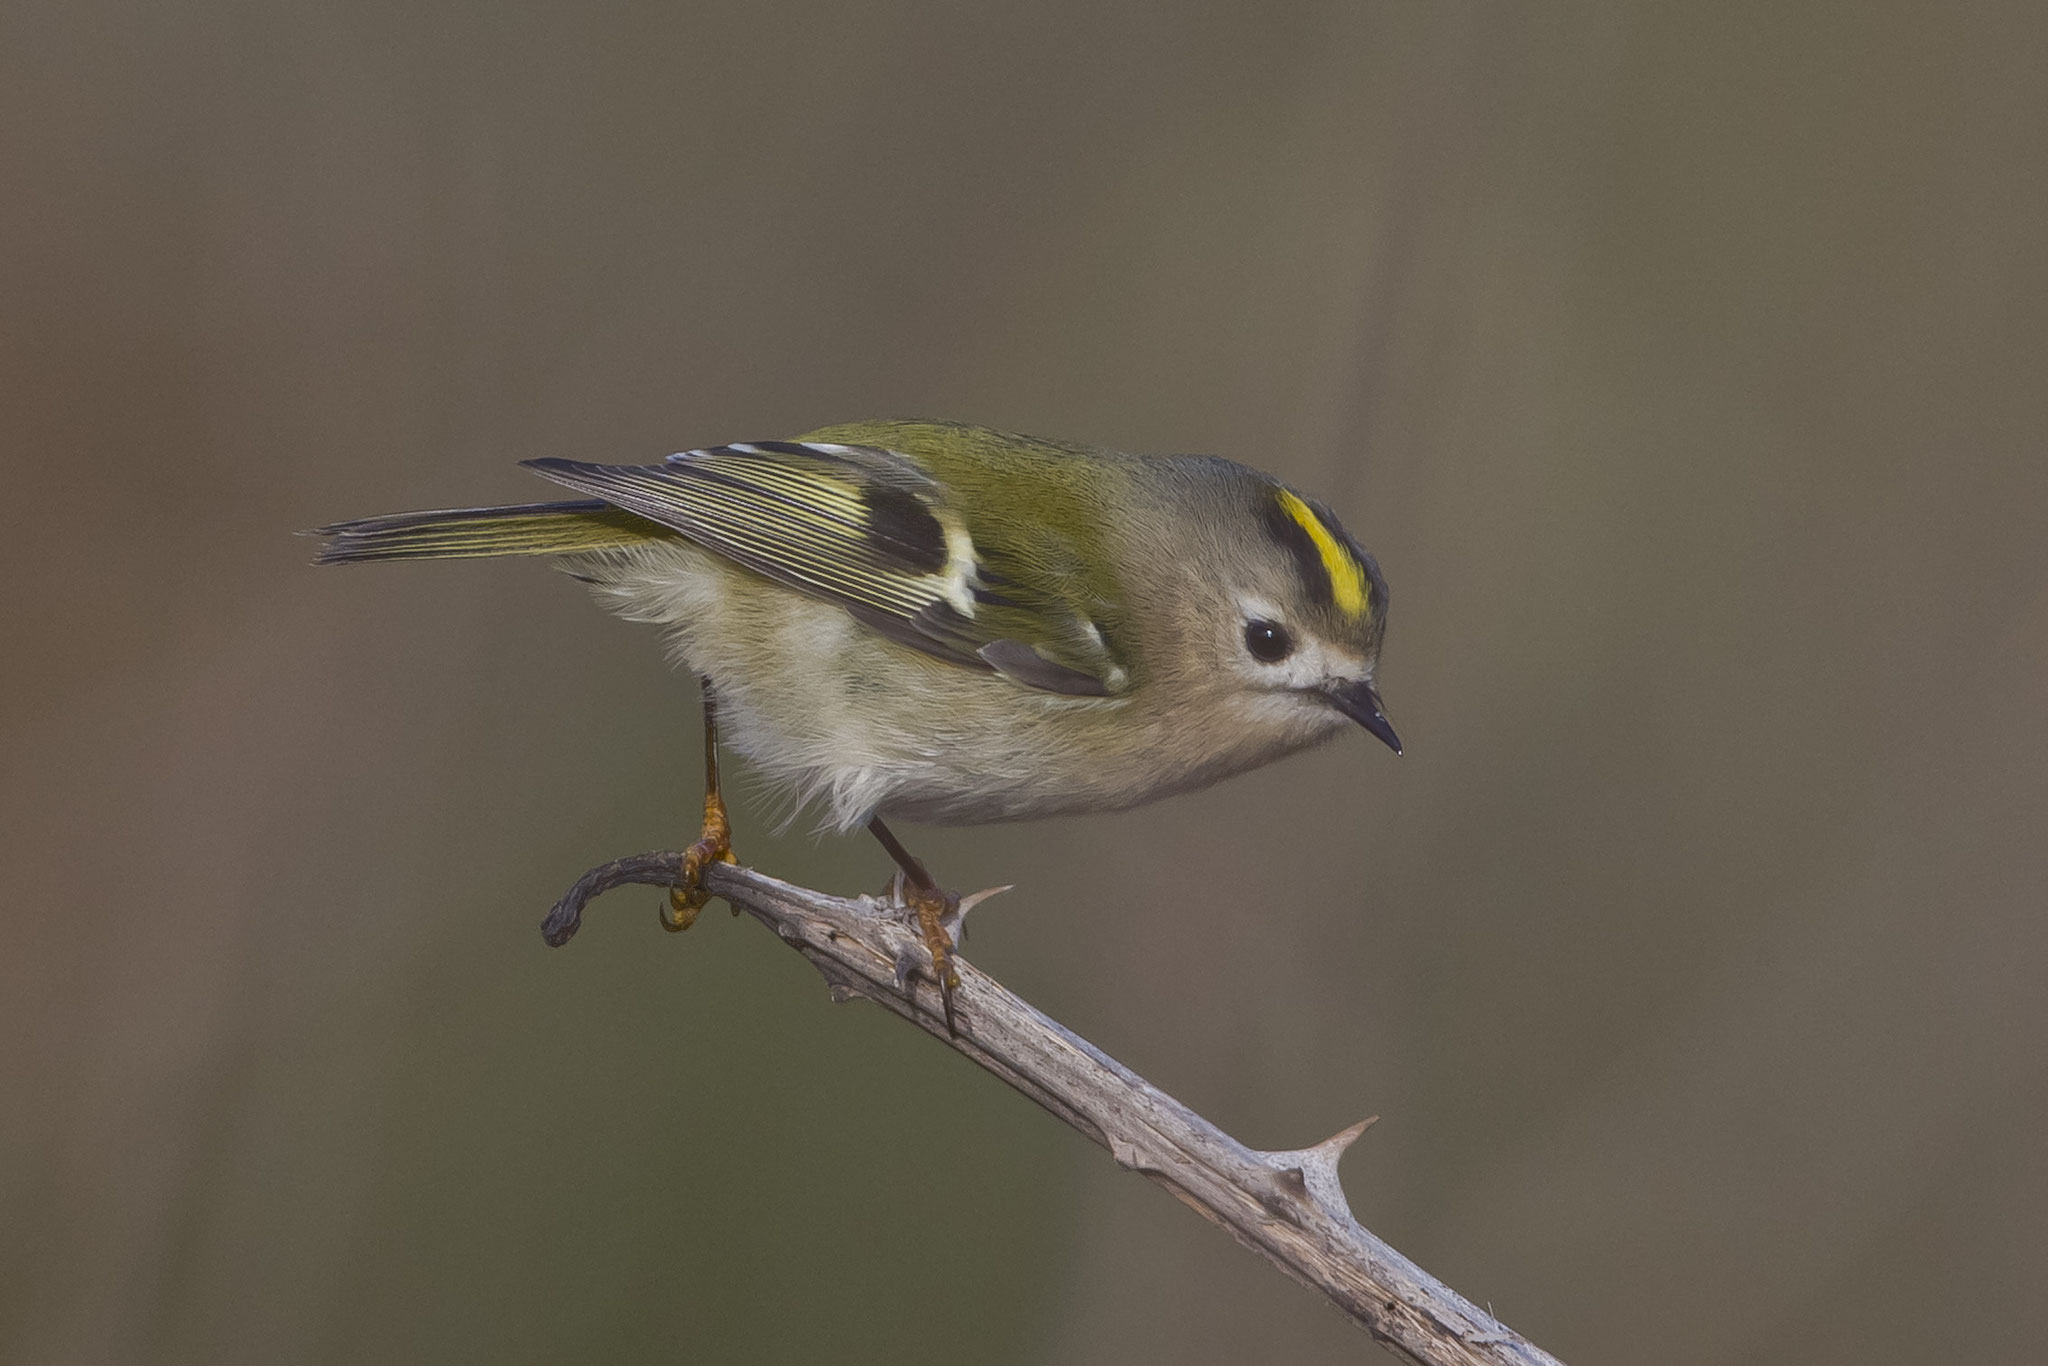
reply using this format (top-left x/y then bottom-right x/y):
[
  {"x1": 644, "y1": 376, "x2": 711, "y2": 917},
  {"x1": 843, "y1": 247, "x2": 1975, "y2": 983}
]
[{"x1": 4, "y1": 4, "x2": 2045, "y2": 1363}]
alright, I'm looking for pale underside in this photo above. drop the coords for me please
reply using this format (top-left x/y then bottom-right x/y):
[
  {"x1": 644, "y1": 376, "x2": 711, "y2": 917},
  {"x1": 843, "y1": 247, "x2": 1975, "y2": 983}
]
[{"x1": 571, "y1": 539, "x2": 1349, "y2": 832}]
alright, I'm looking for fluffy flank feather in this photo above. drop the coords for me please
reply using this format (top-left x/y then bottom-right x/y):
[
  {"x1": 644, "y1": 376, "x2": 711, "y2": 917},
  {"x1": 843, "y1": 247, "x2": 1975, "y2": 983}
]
[{"x1": 310, "y1": 500, "x2": 672, "y2": 563}]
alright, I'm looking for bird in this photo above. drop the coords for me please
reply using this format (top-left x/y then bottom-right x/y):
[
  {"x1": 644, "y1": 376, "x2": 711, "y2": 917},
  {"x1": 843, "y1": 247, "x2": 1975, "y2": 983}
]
[{"x1": 313, "y1": 419, "x2": 1399, "y2": 1031}]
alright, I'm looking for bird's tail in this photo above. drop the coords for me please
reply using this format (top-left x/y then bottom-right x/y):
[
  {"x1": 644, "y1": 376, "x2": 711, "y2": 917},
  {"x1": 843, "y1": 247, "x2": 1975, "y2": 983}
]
[{"x1": 309, "y1": 499, "x2": 671, "y2": 564}]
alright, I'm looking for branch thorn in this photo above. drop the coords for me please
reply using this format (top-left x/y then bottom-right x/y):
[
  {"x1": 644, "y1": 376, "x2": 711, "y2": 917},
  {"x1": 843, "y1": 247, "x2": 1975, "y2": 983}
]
[
  {"x1": 1258, "y1": 1117, "x2": 1379, "y2": 1225},
  {"x1": 1110, "y1": 1137, "x2": 1154, "y2": 1172},
  {"x1": 891, "y1": 946, "x2": 920, "y2": 993}
]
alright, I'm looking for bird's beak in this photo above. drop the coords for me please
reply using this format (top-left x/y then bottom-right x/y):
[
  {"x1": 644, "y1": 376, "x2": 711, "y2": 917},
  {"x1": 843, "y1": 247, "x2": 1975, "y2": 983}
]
[{"x1": 1327, "y1": 679, "x2": 1402, "y2": 755}]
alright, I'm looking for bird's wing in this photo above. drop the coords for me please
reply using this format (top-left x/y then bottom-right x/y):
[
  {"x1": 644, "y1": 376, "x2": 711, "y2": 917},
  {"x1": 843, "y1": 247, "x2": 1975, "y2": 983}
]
[{"x1": 523, "y1": 440, "x2": 1129, "y2": 697}]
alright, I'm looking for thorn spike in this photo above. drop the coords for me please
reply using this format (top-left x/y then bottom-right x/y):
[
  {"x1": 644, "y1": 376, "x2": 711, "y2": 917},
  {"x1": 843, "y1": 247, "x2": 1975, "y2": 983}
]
[
  {"x1": 1251, "y1": 1116, "x2": 1380, "y2": 1226},
  {"x1": 1316, "y1": 1116, "x2": 1379, "y2": 1159},
  {"x1": 954, "y1": 884, "x2": 1015, "y2": 920}
]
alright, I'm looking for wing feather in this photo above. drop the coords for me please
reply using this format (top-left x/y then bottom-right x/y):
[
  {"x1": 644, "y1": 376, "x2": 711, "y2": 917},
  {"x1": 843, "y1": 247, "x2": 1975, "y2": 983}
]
[{"x1": 523, "y1": 440, "x2": 1129, "y2": 697}]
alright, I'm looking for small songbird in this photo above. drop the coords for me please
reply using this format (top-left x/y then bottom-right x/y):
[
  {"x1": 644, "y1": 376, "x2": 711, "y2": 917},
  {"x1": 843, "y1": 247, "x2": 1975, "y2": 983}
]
[{"x1": 315, "y1": 420, "x2": 1399, "y2": 1030}]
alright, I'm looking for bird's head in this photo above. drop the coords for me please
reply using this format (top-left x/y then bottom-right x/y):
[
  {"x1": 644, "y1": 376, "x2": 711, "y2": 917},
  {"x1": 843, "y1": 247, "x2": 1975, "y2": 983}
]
[{"x1": 1132, "y1": 460, "x2": 1399, "y2": 757}]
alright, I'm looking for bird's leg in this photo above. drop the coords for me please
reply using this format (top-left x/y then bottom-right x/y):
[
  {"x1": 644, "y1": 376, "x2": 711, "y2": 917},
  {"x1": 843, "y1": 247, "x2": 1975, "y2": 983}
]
[
  {"x1": 866, "y1": 816, "x2": 962, "y2": 1034},
  {"x1": 663, "y1": 679, "x2": 739, "y2": 932}
]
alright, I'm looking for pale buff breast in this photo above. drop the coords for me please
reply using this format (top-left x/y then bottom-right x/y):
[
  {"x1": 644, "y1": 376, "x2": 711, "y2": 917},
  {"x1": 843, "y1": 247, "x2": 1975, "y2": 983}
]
[{"x1": 569, "y1": 538, "x2": 1347, "y2": 831}]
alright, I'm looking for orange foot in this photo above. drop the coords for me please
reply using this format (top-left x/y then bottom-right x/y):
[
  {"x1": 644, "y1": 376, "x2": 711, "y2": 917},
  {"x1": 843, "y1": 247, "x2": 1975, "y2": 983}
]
[
  {"x1": 662, "y1": 792, "x2": 737, "y2": 933},
  {"x1": 906, "y1": 880, "x2": 962, "y2": 1035},
  {"x1": 881, "y1": 874, "x2": 1012, "y2": 1037}
]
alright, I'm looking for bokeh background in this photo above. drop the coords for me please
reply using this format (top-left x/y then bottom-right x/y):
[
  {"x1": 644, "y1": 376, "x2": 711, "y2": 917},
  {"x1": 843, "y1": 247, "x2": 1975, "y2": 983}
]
[{"x1": 5, "y1": 4, "x2": 2046, "y2": 1363}]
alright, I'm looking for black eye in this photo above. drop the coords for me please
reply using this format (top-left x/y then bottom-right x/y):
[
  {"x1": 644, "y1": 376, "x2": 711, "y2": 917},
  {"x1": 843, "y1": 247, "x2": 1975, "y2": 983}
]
[{"x1": 1243, "y1": 619, "x2": 1293, "y2": 663}]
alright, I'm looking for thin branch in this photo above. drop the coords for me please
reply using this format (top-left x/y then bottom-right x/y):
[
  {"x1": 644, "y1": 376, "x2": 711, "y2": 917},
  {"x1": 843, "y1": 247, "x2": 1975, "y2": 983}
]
[{"x1": 543, "y1": 854, "x2": 1566, "y2": 1366}]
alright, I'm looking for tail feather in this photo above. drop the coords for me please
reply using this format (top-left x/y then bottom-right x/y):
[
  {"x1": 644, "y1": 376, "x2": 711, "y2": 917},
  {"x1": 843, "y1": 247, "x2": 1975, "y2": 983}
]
[{"x1": 309, "y1": 499, "x2": 672, "y2": 564}]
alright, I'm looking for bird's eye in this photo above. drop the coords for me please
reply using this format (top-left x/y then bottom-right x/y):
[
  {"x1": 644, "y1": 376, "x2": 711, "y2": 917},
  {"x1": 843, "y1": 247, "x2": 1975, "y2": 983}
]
[{"x1": 1243, "y1": 619, "x2": 1294, "y2": 663}]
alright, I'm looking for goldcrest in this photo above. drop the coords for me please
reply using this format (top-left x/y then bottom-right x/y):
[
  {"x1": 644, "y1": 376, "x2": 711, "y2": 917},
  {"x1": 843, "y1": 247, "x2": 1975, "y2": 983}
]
[{"x1": 316, "y1": 420, "x2": 1399, "y2": 1029}]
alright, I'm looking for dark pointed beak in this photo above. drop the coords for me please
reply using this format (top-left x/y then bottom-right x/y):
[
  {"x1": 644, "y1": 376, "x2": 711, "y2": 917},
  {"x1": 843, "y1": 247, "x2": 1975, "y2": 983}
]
[{"x1": 1327, "y1": 679, "x2": 1402, "y2": 755}]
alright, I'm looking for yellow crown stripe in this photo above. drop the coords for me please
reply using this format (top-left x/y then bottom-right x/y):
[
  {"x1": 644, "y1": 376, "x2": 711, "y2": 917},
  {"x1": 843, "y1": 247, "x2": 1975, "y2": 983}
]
[{"x1": 1276, "y1": 488, "x2": 1367, "y2": 618}]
